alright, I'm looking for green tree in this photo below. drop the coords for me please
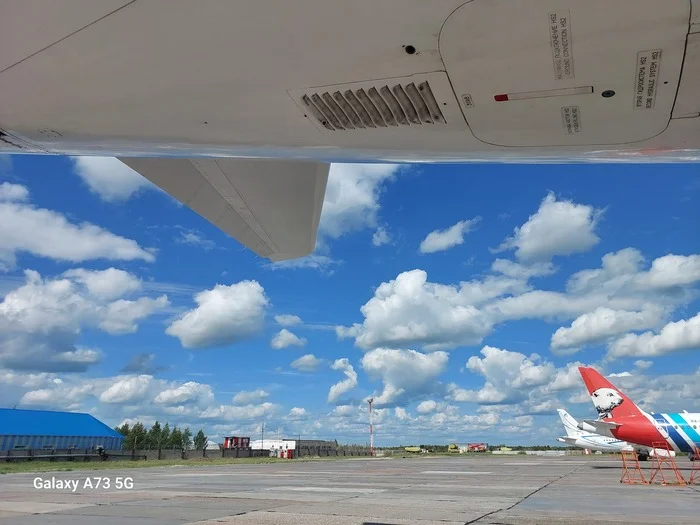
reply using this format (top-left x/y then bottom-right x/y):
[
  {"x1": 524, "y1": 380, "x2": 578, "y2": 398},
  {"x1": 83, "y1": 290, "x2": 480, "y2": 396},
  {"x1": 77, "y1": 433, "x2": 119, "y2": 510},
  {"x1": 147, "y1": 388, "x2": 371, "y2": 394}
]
[
  {"x1": 193, "y1": 429, "x2": 208, "y2": 450},
  {"x1": 115, "y1": 423, "x2": 130, "y2": 437},
  {"x1": 182, "y1": 427, "x2": 193, "y2": 450},
  {"x1": 161, "y1": 423, "x2": 171, "y2": 449},
  {"x1": 147, "y1": 421, "x2": 162, "y2": 449},
  {"x1": 170, "y1": 426, "x2": 183, "y2": 449},
  {"x1": 130, "y1": 422, "x2": 147, "y2": 450}
]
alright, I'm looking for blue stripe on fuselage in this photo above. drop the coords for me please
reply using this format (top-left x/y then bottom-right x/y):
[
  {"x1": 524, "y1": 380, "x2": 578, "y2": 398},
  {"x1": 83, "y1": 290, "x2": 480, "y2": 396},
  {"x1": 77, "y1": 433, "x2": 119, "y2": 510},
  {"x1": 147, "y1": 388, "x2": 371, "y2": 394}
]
[
  {"x1": 652, "y1": 413, "x2": 692, "y2": 452},
  {"x1": 668, "y1": 413, "x2": 700, "y2": 446}
]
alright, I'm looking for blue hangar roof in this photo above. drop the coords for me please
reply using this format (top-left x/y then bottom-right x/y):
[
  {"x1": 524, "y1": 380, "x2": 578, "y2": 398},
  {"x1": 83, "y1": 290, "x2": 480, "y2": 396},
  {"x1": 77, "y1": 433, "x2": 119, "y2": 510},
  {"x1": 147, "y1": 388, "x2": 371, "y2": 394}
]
[{"x1": 0, "y1": 408, "x2": 123, "y2": 438}]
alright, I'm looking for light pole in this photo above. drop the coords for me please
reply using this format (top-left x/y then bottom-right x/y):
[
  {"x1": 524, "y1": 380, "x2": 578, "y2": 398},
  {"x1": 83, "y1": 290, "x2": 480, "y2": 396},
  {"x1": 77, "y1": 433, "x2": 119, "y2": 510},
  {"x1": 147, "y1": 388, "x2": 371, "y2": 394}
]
[{"x1": 368, "y1": 398, "x2": 374, "y2": 457}]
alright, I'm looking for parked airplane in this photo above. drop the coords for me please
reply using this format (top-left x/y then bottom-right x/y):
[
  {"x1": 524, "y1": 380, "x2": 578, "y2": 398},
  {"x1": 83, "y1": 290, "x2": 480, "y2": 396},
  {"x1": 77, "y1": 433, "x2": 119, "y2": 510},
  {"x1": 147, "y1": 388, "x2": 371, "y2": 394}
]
[
  {"x1": 3, "y1": 1, "x2": 700, "y2": 261},
  {"x1": 577, "y1": 367, "x2": 700, "y2": 459},
  {"x1": 556, "y1": 409, "x2": 632, "y2": 453}
]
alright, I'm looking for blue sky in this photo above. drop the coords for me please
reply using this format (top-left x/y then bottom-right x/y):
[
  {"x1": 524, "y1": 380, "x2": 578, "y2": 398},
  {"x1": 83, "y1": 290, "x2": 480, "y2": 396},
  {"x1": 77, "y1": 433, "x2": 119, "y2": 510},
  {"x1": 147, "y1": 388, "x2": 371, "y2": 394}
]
[{"x1": 1, "y1": 155, "x2": 699, "y2": 446}]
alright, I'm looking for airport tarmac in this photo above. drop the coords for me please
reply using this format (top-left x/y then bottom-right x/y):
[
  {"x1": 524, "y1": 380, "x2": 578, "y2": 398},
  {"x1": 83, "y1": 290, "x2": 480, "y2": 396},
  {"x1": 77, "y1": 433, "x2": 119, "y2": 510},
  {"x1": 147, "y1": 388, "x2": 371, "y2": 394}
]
[{"x1": 0, "y1": 455, "x2": 698, "y2": 524}]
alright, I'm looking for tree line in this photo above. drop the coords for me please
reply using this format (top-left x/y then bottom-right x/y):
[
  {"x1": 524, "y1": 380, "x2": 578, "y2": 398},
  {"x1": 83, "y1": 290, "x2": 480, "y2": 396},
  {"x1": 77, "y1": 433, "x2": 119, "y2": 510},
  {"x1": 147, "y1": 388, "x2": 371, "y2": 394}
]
[{"x1": 114, "y1": 421, "x2": 209, "y2": 450}]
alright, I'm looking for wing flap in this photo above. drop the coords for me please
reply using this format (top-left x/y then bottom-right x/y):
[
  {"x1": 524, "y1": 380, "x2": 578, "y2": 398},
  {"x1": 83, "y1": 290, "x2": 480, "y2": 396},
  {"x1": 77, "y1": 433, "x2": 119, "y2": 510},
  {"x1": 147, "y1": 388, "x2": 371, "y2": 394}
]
[{"x1": 119, "y1": 157, "x2": 329, "y2": 261}]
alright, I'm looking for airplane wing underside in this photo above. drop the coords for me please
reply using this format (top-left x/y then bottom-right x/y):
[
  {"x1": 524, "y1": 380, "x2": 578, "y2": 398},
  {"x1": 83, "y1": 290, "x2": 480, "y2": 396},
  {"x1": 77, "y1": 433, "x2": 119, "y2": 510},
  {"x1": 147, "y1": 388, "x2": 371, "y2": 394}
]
[{"x1": 119, "y1": 157, "x2": 329, "y2": 261}]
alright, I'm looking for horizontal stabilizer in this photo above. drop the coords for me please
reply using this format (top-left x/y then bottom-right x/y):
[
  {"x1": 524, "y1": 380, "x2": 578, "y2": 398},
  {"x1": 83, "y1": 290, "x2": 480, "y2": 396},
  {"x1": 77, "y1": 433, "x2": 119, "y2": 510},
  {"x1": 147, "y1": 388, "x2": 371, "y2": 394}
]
[
  {"x1": 119, "y1": 157, "x2": 329, "y2": 261},
  {"x1": 580, "y1": 419, "x2": 622, "y2": 433}
]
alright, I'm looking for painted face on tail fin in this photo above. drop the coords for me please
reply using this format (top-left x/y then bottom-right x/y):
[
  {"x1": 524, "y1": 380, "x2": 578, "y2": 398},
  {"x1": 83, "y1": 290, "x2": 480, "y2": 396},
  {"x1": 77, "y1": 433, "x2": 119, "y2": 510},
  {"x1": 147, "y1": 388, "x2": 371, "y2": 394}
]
[
  {"x1": 578, "y1": 367, "x2": 645, "y2": 419},
  {"x1": 591, "y1": 388, "x2": 624, "y2": 419}
]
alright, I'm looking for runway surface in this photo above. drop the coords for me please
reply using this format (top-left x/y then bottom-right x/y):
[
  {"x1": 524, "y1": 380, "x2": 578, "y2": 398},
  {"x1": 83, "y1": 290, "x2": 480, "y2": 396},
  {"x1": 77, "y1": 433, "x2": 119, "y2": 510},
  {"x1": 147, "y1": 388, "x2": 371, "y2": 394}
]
[{"x1": 0, "y1": 455, "x2": 699, "y2": 524}]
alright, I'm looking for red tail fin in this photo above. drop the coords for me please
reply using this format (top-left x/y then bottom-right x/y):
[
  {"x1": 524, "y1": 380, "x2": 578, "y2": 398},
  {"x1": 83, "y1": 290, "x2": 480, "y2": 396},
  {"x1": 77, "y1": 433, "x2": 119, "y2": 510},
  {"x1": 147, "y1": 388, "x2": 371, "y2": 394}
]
[{"x1": 578, "y1": 367, "x2": 644, "y2": 419}]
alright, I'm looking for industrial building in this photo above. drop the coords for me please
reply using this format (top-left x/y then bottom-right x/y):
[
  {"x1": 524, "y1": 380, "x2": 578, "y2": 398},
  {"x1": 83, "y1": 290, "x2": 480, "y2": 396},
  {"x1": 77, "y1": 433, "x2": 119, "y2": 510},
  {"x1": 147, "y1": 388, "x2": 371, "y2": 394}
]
[{"x1": 0, "y1": 408, "x2": 124, "y2": 450}]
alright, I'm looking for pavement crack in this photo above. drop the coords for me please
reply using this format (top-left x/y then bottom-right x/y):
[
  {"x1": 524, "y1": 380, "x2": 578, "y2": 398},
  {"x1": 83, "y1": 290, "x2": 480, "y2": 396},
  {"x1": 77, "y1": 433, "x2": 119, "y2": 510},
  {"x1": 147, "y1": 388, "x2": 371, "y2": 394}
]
[{"x1": 463, "y1": 464, "x2": 584, "y2": 525}]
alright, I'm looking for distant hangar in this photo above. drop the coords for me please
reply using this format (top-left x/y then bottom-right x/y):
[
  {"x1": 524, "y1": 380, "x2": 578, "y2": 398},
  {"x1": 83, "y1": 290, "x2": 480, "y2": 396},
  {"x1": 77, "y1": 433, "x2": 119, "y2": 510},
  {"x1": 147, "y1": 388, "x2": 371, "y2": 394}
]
[{"x1": 0, "y1": 408, "x2": 124, "y2": 450}]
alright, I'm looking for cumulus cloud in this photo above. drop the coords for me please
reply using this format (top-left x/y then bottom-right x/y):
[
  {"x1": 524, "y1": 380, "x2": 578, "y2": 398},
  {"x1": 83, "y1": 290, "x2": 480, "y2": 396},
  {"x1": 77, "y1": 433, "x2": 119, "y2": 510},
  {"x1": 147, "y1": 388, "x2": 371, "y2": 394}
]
[
  {"x1": 153, "y1": 381, "x2": 214, "y2": 405},
  {"x1": 608, "y1": 312, "x2": 700, "y2": 358},
  {"x1": 99, "y1": 375, "x2": 153, "y2": 404},
  {"x1": 0, "y1": 269, "x2": 167, "y2": 372},
  {"x1": 274, "y1": 314, "x2": 302, "y2": 327},
  {"x1": 361, "y1": 348, "x2": 448, "y2": 407},
  {"x1": 372, "y1": 226, "x2": 392, "y2": 247},
  {"x1": 458, "y1": 346, "x2": 556, "y2": 404},
  {"x1": 99, "y1": 296, "x2": 170, "y2": 334},
  {"x1": 290, "y1": 354, "x2": 323, "y2": 372},
  {"x1": 339, "y1": 243, "x2": 700, "y2": 354},
  {"x1": 319, "y1": 164, "x2": 402, "y2": 240},
  {"x1": 496, "y1": 192, "x2": 603, "y2": 262},
  {"x1": 338, "y1": 269, "x2": 520, "y2": 351},
  {"x1": 419, "y1": 217, "x2": 481, "y2": 254},
  {"x1": 63, "y1": 268, "x2": 141, "y2": 301},
  {"x1": 0, "y1": 182, "x2": 29, "y2": 202},
  {"x1": 270, "y1": 329, "x2": 307, "y2": 349},
  {"x1": 288, "y1": 407, "x2": 308, "y2": 418},
  {"x1": 327, "y1": 358, "x2": 358, "y2": 404},
  {"x1": 416, "y1": 400, "x2": 438, "y2": 414},
  {"x1": 0, "y1": 185, "x2": 155, "y2": 271},
  {"x1": 71, "y1": 157, "x2": 152, "y2": 202},
  {"x1": 551, "y1": 306, "x2": 664, "y2": 351},
  {"x1": 166, "y1": 281, "x2": 268, "y2": 349},
  {"x1": 232, "y1": 389, "x2": 269, "y2": 405}
]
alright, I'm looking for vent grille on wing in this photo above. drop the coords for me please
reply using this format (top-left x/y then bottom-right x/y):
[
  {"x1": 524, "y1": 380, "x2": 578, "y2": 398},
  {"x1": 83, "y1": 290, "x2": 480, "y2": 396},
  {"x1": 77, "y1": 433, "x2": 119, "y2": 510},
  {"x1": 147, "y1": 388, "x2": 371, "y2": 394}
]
[{"x1": 301, "y1": 81, "x2": 447, "y2": 131}]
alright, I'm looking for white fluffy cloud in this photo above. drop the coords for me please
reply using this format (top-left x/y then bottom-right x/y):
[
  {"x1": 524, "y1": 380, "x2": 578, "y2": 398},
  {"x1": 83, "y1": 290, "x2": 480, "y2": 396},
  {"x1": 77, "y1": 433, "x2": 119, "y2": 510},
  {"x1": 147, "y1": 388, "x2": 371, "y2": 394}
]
[
  {"x1": 319, "y1": 164, "x2": 402, "y2": 240},
  {"x1": 497, "y1": 192, "x2": 602, "y2": 262},
  {"x1": 99, "y1": 296, "x2": 170, "y2": 334},
  {"x1": 290, "y1": 354, "x2": 323, "y2": 372},
  {"x1": 274, "y1": 314, "x2": 302, "y2": 327},
  {"x1": 551, "y1": 306, "x2": 664, "y2": 351},
  {"x1": 288, "y1": 407, "x2": 308, "y2": 418},
  {"x1": 99, "y1": 375, "x2": 153, "y2": 404},
  {"x1": 327, "y1": 358, "x2": 358, "y2": 404},
  {"x1": 372, "y1": 226, "x2": 392, "y2": 247},
  {"x1": 0, "y1": 185, "x2": 155, "y2": 271},
  {"x1": 154, "y1": 381, "x2": 214, "y2": 405},
  {"x1": 232, "y1": 389, "x2": 269, "y2": 405},
  {"x1": 270, "y1": 328, "x2": 307, "y2": 349},
  {"x1": 459, "y1": 346, "x2": 556, "y2": 404},
  {"x1": 608, "y1": 312, "x2": 700, "y2": 358},
  {"x1": 339, "y1": 243, "x2": 700, "y2": 354},
  {"x1": 0, "y1": 269, "x2": 167, "y2": 372},
  {"x1": 361, "y1": 348, "x2": 448, "y2": 407},
  {"x1": 71, "y1": 157, "x2": 152, "y2": 202},
  {"x1": 337, "y1": 269, "x2": 522, "y2": 351},
  {"x1": 419, "y1": 217, "x2": 481, "y2": 254},
  {"x1": 0, "y1": 182, "x2": 29, "y2": 202},
  {"x1": 63, "y1": 268, "x2": 141, "y2": 301},
  {"x1": 166, "y1": 281, "x2": 268, "y2": 349},
  {"x1": 416, "y1": 400, "x2": 438, "y2": 414}
]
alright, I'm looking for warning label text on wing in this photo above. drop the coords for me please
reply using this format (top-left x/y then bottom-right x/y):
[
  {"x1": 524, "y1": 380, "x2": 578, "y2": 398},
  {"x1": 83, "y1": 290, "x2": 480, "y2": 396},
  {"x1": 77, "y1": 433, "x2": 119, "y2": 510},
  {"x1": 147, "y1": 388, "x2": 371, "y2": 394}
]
[
  {"x1": 561, "y1": 106, "x2": 581, "y2": 135},
  {"x1": 549, "y1": 10, "x2": 575, "y2": 80},
  {"x1": 634, "y1": 49, "x2": 662, "y2": 110}
]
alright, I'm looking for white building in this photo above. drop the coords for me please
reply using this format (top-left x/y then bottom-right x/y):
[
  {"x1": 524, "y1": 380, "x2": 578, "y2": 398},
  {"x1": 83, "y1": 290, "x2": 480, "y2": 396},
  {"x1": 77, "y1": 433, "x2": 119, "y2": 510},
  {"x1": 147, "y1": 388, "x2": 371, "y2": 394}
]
[{"x1": 249, "y1": 439, "x2": 296, "y2": 451}]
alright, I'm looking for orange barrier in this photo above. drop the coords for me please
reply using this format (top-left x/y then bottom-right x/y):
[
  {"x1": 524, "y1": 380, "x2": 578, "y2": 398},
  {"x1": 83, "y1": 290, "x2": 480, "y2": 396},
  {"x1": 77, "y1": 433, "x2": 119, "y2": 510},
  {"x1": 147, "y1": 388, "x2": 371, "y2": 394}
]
[
  {"x1": 620, "y1": 451, "x2": 648, "y2": 484},
  {"x1": 648, "y1": 441, "x2": 686, "y2": 486},
  {"x1": 688, "y1": 446, "x2": 700, "y2": 485}
]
